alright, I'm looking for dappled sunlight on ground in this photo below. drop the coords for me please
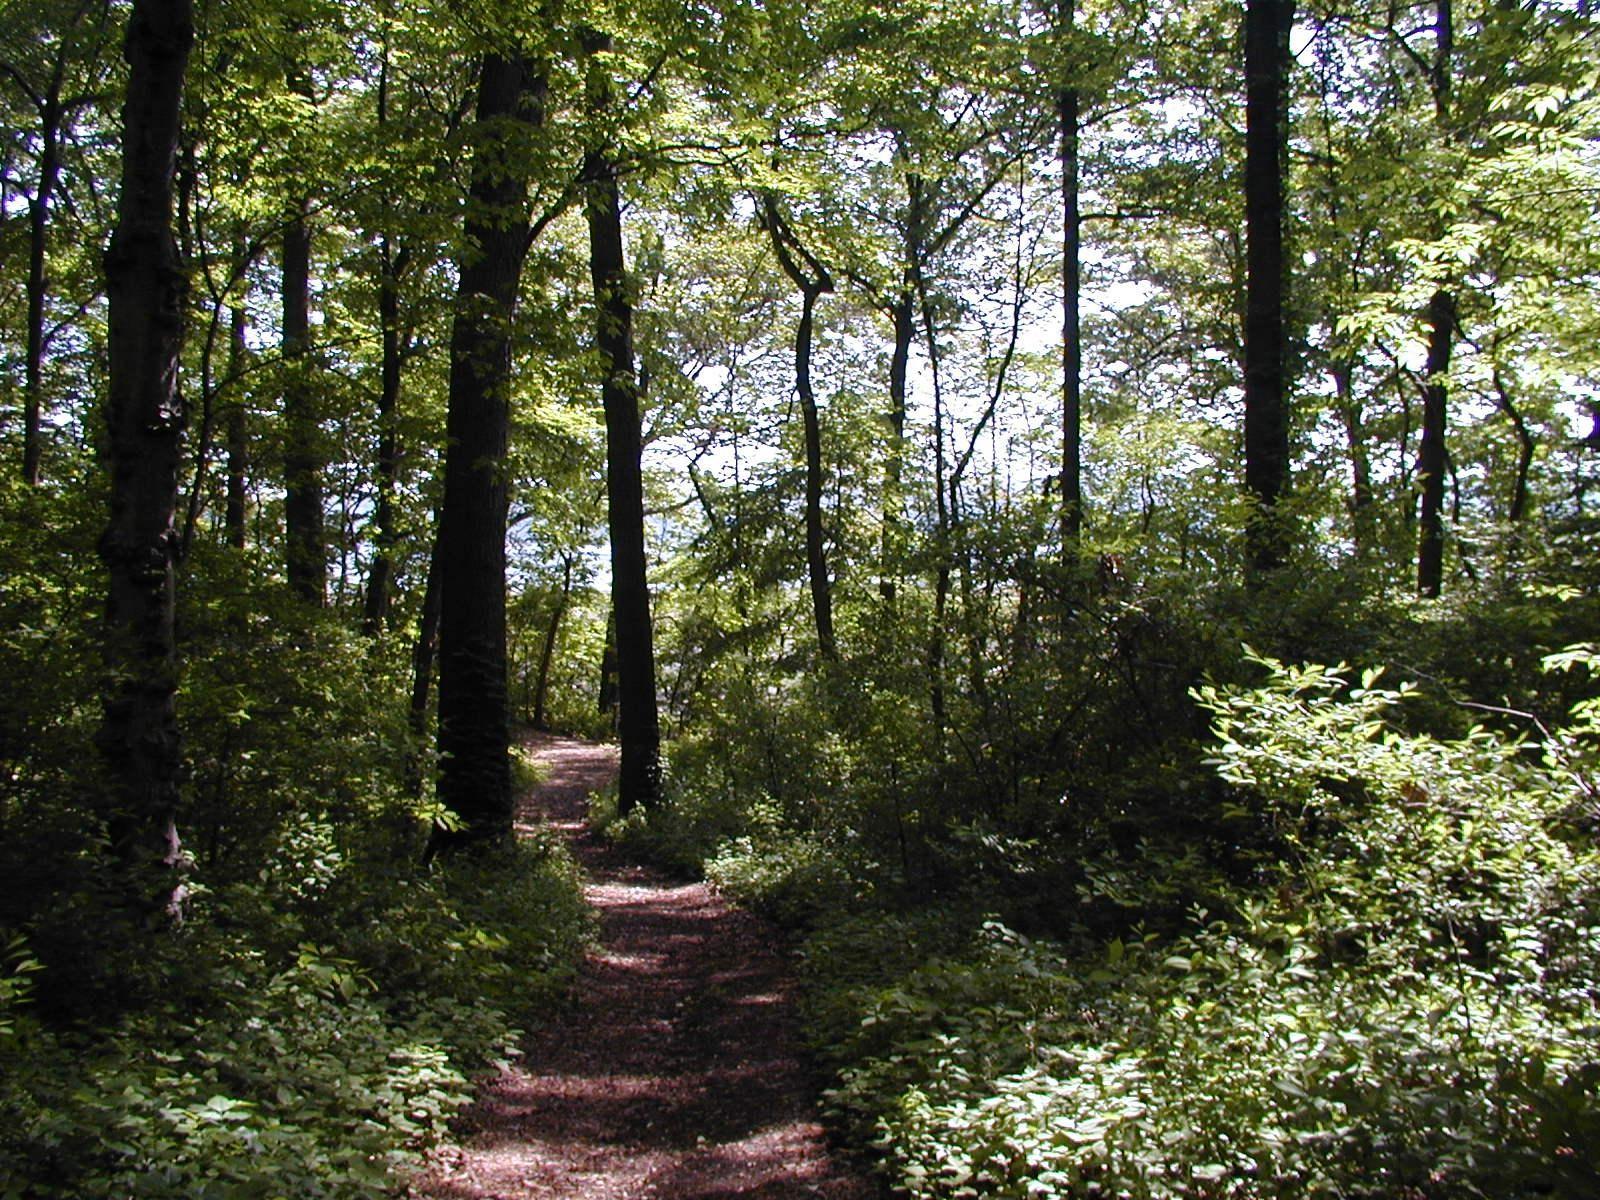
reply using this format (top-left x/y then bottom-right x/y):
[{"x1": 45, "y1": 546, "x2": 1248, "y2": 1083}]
[{"x1": 412, "y1": 734, "x2": 877, "y2": 1200}]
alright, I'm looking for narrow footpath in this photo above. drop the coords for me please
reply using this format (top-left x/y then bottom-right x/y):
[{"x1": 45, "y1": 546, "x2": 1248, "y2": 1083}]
[{"x1": 417, "y1": 734, "x2": 878, "y2": 1200}]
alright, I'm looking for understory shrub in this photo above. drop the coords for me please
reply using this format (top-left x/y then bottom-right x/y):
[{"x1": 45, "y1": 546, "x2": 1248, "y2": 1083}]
[
  {"x1": 0, "y1": 836, "x2": 593, "y2": 1200},
  {"x1": 798, "y1": 650, "x2": 1600, "y2": 1199}
]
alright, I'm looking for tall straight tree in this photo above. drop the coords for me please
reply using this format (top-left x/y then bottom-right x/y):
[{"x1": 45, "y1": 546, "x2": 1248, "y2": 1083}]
[
  {"x1": 281, "y1": 58, "x2": 324, "y2": 605},
  {"x1": 1242, "y1": 0, "x2": 1294, "y2": 575},
  {"x1": 1057, "y1": 0, "x2": 1083, "y2": 551},
  {"x1": 17, "y1": 0, "x2": 112, "y2": 485},
  {"x1": 762, "y1": 193, "x2": 836, "y2": 660},
  {"x1": 97, "y1": 0, "x2": 192, "y2": 917},
  {"x1": 1415, "y1": 0, "x2": 1453, "y2": 598},
  {"x1": 585, "y1": 29, "x2": 661, "y2": 814},
  {"x1": 433, "y1": 51, "x2": 543, "y2": 849}
]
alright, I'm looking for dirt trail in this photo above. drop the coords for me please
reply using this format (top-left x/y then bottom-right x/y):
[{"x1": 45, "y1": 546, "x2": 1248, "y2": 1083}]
[{"x1": 417, "y1": 733, "x2": 878, "y2": 1200}]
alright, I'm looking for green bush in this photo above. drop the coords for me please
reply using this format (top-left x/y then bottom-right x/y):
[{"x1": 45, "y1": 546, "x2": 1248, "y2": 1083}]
[
  {"x1": 0, "y1": 835, "x2": 594, "y2": 1199},
  {"x1": 799, "y1": 651, "x2": 1600, "y2": 1199}
]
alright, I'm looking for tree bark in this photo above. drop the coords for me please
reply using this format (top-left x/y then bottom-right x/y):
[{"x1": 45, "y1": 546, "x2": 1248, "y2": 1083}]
[
  {"x1": 879, "y1": 292, "x2": 915, "y2": 602},
  {"x1": 1242, "y1": 0, "x2": 1295, "y2": 576},
  {"x1": 761, "y1": 195, "x2": 836, "y2": 659},
  {"x1": 433, "y1": 53, "x2": 543, "y2": 850},
  {"x1": 1057, "y1": 0, "x2": 1083, "y2": 550},
  {"x1": 97, "y1": 0, "x2": 193, "y2": 919},
  {"x1": 363, "y1": 41, "x2": 406, "y2": 635},
  {"x1": 23, "y1": 94, "x2": 63, "y2": 487},
  {"x1": 224, "y1": 250, "x2": 249, "y2": 550},
  {"x1": 1416, "y1": 0, "x2": 1456, "y2": 597},
  {"x1": 362, "y1": 235, "x2": 406, "y2": 635},
  {"x1": 406, "y1": 514, "x2": 442, "y2": 797},
  {"x1": 585, "y1": 97, "x2": 662, "y2": 814},
  {"x1": 598, "y1": 605, "x2": 619, "y2": 723},
  {"x1": 1333, "y1": 360, "x2": 1375, "y2": 556},
  {"x1": 532, "y1": 554, "x2": 574, "y2": 731},
  {"x1": 281, "y1": 187, "x2": 324, "y2": 604},
  {"x1": 1416, "y1": 288, "x2": 1455, "y2": 597}
]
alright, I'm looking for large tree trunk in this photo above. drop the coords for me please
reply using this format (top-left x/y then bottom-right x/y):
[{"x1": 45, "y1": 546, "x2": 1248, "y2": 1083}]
[
  {"x1": 1242, "y1": 0, "x2": 1295, "y2": 576},
  {"x1": 432, "y1": 53, "x2": 543, "y2": 850},
  {"x1": 97, "y1": 0, "x2": 193, "y2": 920},
  {"x1": 586, "y1": 123, "x2": 662, "y2": 814},
  {"x1": 597, "y1": 605, "x2": 619, "y2": 724},
  {"x1": 1416, "y1": 288, "x2": 1455, "y2": 597},
  {"x1": 1057, "y1": 0, "x2": 1083, "y2": 550}
]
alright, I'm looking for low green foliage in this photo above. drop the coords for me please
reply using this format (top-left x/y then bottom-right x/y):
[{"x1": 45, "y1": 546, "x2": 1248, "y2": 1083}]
[
  {"x1": 790, "y1": 651, "x2": 1600, "y2": 1199},
  {"x1": 0, "y1": 836, "x2": 593, "y2": 1199}
]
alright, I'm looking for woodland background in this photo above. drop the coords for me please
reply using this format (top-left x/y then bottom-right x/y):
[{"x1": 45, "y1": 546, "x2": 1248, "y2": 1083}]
[{"x1": 2, "y1": 0, "x2": 1600, "y2": 1195}]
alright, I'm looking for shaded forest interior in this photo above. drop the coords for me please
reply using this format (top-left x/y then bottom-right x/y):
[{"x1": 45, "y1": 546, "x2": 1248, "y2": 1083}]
[{"x1": 2, "y1": 0, "x2": 1600, "y2": 1196}]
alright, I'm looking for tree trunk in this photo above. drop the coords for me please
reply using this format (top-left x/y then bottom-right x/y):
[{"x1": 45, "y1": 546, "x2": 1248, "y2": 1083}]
[
  {"x1": 598, "y1": 605, "x2": 619, "y2": 724},
  {"x1": 585, "y1": 115, "x2": 662, "y2": 813},
  {"x1": 281, "y1": 189, "x2": 324, "y2": 604},
  {"x1": 762, "y1": 196, "x2": 836, "y2": 659},
  {"x1": 1416, "y1": 0, "x2": 1455, "y2": 597},
  {"x1": 1242, "y1": 0, "x2": 1295, "y2": 576},
  {"x1": 363, "y1": 235, "x2": 405, "y2": 635},
  {"x1": 1417, "y1": 288, "x2": 1455, "y2": 597},
  {"x1": 532, "y1": 555, "x2": 573, "y2": 731},
  {"x1": 1332, "y1": 360, "x2": 1375, "y2": 557},
  {"x1": 363, "y1": 41, "x2": 405, "y2": 635},
  {"x1": 433, "y1": 53, "x2": 543, "y2": 850},
  {"x1": 406, "y1": 516, "x2": 442, "y2": 797},
  {"x1": 224, "y1": 251, "x2": 249, "y2": 550},
  {"x1": 23, "y1": 97, "x2": 63, "y2": 487},
  {"x1": 1057, "y1": 0, "x2": 1083, "y2": 549},
  {"x1": 879, "y1": 293, "x2": 915, "y2": 602},
  {"x1": 97, "y1": 0, "x2": 193, "y2": 920}
]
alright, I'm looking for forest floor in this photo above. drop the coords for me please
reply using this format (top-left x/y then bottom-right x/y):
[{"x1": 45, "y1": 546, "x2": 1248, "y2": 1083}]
[{"x1": 414, "y1": 733, "x2": 879, "y2": 1200}]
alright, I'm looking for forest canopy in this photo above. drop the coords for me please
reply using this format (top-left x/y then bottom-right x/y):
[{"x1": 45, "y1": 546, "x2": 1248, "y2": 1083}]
[{"x1": 2, "y1": 0, "x2": 1600, "y2": 1195}]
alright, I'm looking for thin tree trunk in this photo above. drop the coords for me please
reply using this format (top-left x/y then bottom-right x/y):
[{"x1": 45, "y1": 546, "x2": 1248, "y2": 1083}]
[
  {"x1": 1242, "y1": 0, "x2": 1295, "y2": 576},
  {"x1": 1417, "y1": 288, "x2": 1455, "y2": 597},
  {"x1": 1492, "y1": 367, "x2": 1533, "y2": 526},
  {"x1": 363, "y1": 235, "x2": 405, "y2": 635},
  {"x1": 406, "y1": 521, "x2": 441, "y2": 797},
  {"x1": 281, "y1": 188, "x2": 324, "y2": 603},
  {"x1": 762, "y1": 195, "x2": 836, "y2": 659},
  {"x1": 585, "y1": 36, "x2": 661, "y2": 814},
  {"x1": 97, "y1": 0, "x2": 193, "y2": 920},
  {"x1": 1058, "y1": 0, "x2": 1083, "y2": 549},
  {"x1": 1416, "y1": 0, "x2": 1456, "y2": 597},
  {"x1": 224, "y1": 251, "x2": 249, "y2": 549},
  {"x1": 1333, "y1": 360, "x2": 1374, "y2": 556},
  {"x1": 433, "y1": 53, "x2": 543, "y2": 850},
  {"x1": 23, "y1": 99, "x2": 62, "y2": 487},
  {"x1": 920, "y1": 276, "x2": 949, "y2": 737},
  {"x1": 532, "y1": 554, "x2": 573, "y2": 731},
  {"x1": 363, "y1": 36, "x2": 405, "y2": 635},
  {"x1": 880, "y1": 293, "x2": 915, "y2": 602}
]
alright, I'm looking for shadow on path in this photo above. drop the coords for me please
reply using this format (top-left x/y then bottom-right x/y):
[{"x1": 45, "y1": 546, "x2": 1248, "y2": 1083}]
[{"x1": 416, "y1": 733, "x2": 878, "y2": 1200}]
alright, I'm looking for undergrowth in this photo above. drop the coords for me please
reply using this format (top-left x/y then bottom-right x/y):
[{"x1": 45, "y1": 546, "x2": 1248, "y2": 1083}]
[
  {"x1": 618, "y1": 646, "x2": 1600, "y2": 1199},
  {"x1": 0, "y1": 833, "x2": 593, "y2": 1199}
]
